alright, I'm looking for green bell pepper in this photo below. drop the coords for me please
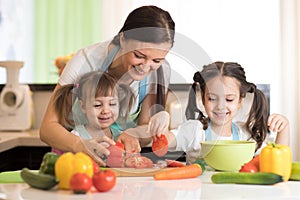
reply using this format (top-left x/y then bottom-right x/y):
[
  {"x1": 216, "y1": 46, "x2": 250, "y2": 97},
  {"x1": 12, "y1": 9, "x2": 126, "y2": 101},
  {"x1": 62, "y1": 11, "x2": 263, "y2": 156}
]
[{"x1": 39, "y1": 152, "x2": 60, "y2": 175}]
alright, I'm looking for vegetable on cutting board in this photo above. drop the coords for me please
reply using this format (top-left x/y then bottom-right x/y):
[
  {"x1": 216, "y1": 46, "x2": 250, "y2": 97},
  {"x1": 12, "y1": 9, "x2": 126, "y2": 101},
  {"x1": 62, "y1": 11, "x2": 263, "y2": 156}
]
[
  {"x1": 211, "y1": 172, "x2": 284, "y2": 185},
  {"x1": 153, "y1": 163, "x2": 202, "y2": 180},
  {"x1": 259, "y1": 142, "x2": 292, "y2": 181}
]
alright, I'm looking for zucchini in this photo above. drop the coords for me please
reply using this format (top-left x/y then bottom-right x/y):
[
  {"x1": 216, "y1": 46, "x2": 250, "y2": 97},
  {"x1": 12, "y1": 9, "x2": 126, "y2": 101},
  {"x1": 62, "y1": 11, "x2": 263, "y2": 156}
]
[
  {"x1": 290, "y1": 162, "x2": 300, "y2": 181},
  {"x1": 211, "y1": 172, "x2": 283, "y2": 185},
  {"x1": 21, "y1": 168, "x2": 58, "y2": 190}
]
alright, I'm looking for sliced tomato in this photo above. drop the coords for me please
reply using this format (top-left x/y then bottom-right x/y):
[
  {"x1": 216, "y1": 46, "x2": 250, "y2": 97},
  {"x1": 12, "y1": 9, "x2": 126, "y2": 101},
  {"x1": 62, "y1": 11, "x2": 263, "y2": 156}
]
[
  {"x1": 106, "y1": 144, "x2": 125, "y2": 167},
  {"x1": 152, "y1": 134, "x2": 168, "y2": 157},
  {"x1": 165, "y1": 159, "x2": 185, "y2": 167},
  {"x1": 125, "y1": 155, "x2": 154, "y2": 168}
]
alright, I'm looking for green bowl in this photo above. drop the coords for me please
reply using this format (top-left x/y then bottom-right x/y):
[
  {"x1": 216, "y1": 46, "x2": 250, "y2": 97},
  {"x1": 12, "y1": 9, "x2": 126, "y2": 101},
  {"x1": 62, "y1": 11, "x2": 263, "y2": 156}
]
[{"x1": 200, "y1": 140, "x2": 256, "y2": 171}]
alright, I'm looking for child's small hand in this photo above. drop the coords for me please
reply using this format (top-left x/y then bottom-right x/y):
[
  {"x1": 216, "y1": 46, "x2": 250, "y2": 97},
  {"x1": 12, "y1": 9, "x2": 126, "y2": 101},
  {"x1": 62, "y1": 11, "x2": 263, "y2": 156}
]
[
  {"x1": 267, "y1": 113, "x2": 289, "y2": 133},
  {"x1": 80, "y1": 136, "x2": 115, "y2": 166},
  {"x1": 147, "y1": 111, "x2": 170, "y2": 137}
]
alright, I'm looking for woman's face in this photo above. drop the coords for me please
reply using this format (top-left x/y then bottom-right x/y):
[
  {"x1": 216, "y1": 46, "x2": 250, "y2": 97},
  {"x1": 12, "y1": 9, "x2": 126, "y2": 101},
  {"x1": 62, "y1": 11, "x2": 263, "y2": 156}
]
[
  {"x1": 119, "y1": 38, "x2": 171, "y2": 81},
  {"x1": 81, "y1": 95, "x2": 119, "y2": 130},
  {"x1": 203, "y1": 76, "x2": 243, "y2": 128}
]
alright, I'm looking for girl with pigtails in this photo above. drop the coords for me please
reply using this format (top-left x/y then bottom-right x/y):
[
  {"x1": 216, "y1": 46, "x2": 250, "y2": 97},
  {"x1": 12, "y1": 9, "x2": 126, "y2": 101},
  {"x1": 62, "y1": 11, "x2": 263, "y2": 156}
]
[
  {"x1": 167, "y1": 61, "x2": 290, "y2": 163},
  {"x1": 52, "y1": 71, "x2": 135, "y2": 163}
]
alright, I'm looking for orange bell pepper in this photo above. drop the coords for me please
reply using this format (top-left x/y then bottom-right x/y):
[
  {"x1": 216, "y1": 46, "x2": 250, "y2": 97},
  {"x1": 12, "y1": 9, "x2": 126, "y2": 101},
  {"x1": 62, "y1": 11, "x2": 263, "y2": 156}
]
[
  {"x1": 54, "y1": 152, "x2": 94, "y2": 189},
  {"x1": 259, "y1": 142, "x2": 292, "y2": 181}
]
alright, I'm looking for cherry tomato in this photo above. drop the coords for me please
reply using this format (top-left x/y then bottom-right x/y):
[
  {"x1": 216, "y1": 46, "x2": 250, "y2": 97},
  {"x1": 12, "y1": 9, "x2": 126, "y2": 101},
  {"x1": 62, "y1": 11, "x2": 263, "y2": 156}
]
[
  {"x1": 152, "y1": 134, "x2": 168, "y2": 157},
  {"x1": 239, "y1": 163, "x2": 258, "y2": 173},
  {"x1": 93, "y1": 170, "x2": 116, "y2": 192},
  {"x1": 92, "y1": 159, "x2": 100, "y2": 174},
  {"x1": 70, "y1": 173, "x2": 92, "y2": 194},
  {"x1": 165, "y1": 159, "x2": 185, "y2": 167}
]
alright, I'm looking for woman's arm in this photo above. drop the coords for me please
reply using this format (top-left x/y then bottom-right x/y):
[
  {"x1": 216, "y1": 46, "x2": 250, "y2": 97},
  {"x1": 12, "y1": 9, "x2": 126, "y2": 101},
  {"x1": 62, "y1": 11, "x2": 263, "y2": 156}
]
[
  {"x1": 40, "y1": 84, "x2": 84, "y2": 152},
  {"x1": 40, "y1": 84, "x2": 114, "y2": 165}
]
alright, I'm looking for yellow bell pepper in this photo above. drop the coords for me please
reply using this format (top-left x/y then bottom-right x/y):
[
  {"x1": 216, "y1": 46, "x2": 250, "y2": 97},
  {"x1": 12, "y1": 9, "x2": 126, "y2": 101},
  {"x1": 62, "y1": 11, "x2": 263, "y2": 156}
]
[
  {"x1": 54, "y1": 152, "x2": 93, "y2": 189},
  {"x1": 259, "y1": 142, "x2": 292, "y2": 181}
]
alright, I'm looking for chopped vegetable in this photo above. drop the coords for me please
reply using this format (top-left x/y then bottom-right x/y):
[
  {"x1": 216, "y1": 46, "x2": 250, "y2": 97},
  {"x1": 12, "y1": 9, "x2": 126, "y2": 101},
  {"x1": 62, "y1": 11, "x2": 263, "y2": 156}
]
[
  {"x1": 165, "y1": 159, "x2": 185, "y2": 167},
  {"x1": 152, "y1": 134, "x2": 168, "y2": 157},
  {"x1": 153, "y1": 164, "x2": 202, "y2": 180}
]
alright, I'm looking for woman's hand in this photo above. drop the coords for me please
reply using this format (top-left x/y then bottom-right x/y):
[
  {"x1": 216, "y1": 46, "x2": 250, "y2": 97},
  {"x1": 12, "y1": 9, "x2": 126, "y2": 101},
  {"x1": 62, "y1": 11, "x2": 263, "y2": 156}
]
[
  {"x1": 80, "y1": 136, "x2": 115, "y2": 166},
  {"x1": 117, "y1": 132, "x2": 141, "y2": 153},
  {"x1": 147, "y1": 111, "x2": 170, "y2": 139}
]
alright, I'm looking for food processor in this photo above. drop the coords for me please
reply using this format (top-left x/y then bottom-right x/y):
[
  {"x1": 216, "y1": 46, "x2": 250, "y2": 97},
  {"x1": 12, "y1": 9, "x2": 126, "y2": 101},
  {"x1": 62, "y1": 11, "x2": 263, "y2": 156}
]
[{"x1": 0, "y1": 61, "x2": 33, "y2": 131}]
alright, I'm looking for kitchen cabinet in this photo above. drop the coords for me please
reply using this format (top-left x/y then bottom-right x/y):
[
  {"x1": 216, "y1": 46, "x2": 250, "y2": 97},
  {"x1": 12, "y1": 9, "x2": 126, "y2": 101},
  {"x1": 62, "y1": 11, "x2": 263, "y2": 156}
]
[
  {"x1": 0, "y1": 129, "x2": 50, "y2": 172},
  {"x1": 0, "y1": 146, "x2": 51, "y2": 172}
]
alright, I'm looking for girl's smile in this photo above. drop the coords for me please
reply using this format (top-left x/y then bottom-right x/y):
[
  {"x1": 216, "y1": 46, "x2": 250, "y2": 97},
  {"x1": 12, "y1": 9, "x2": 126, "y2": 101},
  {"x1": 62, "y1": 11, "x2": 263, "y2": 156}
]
[{"x1": 203, "y1": 76, "x2": 243, "y2": 133}]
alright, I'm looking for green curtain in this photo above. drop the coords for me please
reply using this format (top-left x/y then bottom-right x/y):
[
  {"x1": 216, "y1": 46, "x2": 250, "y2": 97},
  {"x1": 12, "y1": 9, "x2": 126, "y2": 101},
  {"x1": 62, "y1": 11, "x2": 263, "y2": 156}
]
[{"x1": 34, "y1": 0, "x2": 102, "y2": 83}]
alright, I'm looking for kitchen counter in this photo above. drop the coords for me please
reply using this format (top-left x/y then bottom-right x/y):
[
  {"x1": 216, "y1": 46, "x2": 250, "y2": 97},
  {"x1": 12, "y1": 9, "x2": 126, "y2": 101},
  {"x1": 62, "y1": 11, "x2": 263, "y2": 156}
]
[
  {"x1": 0, "y1": 129, "x2": 48, "y2": 153},
  {"x1": 0, "y1": 171, "x2": 300, "y2": 200}
]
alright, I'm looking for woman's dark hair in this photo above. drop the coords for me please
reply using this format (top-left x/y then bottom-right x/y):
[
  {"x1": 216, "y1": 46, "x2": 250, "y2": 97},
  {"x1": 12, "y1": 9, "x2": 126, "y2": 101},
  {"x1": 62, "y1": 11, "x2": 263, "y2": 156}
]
[
  {"x1": 54, "y1": 71, "x2": 135, "y2": 129},
  {"x1": 112, "y1": 5, "x2": 175, "y2": 45},
  {"x1": 186, "y1": 62, "x2": 269, "y2": 150},
  {"x1": 112, "y1": 5, "x2": 175, "y2": 111}
]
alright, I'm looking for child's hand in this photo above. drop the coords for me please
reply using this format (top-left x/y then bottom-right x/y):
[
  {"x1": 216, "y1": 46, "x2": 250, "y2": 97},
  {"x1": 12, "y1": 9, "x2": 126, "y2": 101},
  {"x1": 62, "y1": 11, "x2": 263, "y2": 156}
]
[
  {"x1": 267, "y1": 113, "x2": 289, "y2": 133},
  {"x1": 147, "y1": 111, "x2": 170, "y2": 138},
  {"x1": 80, "y1": 136, "x2": 115, "y2": 166}
]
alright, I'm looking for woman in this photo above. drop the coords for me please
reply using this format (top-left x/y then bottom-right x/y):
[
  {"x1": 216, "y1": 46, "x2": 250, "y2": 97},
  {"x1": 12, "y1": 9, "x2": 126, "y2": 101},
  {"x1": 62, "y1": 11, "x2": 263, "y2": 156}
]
[{"x1": 40, "y1": 5, "x2": 175, "y2": 164}]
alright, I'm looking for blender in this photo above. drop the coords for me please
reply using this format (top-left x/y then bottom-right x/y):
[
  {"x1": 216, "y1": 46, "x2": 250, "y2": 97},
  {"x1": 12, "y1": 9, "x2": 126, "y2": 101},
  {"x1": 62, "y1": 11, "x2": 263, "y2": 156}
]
[{"x1": 0, "y1": 61, "x2": 33, "y2": 131}]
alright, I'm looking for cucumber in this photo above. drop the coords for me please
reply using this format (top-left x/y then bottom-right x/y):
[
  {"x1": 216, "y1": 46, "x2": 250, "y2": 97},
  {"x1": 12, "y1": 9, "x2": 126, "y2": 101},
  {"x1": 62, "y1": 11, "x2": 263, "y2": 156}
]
[
  {"x1": 211, "y1": 172, "x2": 283, "y2": 185},
  {"x1": 20, "y1": 168, "x2": 58, "y2": 190},
  {"x1": 290, "y1": 162, "x2": 300, "y2": 181}
]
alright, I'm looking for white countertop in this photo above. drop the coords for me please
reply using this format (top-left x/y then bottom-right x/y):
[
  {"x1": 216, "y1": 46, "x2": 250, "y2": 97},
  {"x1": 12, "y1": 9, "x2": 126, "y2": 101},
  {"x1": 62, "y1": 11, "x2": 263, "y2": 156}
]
[
  {"x1": 0, "y1": 129, "x2": 48, "y2": 152},
  {"x1": 1, "y1": 171, "x2": 300, "y2": 200}
]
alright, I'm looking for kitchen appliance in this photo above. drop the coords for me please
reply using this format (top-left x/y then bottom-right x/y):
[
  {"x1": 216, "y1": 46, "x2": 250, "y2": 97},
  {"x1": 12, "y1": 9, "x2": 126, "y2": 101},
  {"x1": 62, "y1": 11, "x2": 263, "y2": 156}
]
[{"x1": 0, "y1": 61, "x2": 33, "y2": 131}]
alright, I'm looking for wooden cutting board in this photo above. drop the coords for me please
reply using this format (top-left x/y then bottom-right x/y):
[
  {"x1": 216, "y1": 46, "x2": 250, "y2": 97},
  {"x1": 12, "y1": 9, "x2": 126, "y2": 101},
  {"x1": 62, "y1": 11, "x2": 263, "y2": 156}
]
[{"x1": 108, "y1": 167, "x2": 175, "y2": 177}]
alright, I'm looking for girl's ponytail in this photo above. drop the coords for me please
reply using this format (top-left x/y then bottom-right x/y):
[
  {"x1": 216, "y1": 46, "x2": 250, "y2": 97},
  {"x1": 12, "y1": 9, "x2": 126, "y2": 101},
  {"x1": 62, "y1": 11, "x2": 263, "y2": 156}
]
[
  {"x1": 53, "y1": 84, "x2": 75, "y2": 129},
  {"x1": 185, "y1": 72, "x2": 209, "y2": 130},
  {"x1": 245, "y1": 83, "x2": 269, "y2": 150}
]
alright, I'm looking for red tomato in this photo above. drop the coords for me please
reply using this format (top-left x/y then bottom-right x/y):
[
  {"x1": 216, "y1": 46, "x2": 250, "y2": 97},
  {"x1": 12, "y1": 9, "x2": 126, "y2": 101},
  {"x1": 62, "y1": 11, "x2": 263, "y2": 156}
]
[
  {"x1": 248, "y1": 155, "x2": 260, "y2": 171},
  {"x1": 152, "y1": 134, "x2": 168, "y2": 157},
  {"x1": 106, "y1": 156, "x2": 124, "y2": 168},
  {"x1": 93, "y1": 170, "x2": 116, "y2": 192},
  {"x1": 92, "y1": 159, "x2": 100, "y2": 174},
  {"x1": 106, "y1": 144, "x2": 125, "y2": 167},
  {"x1": 107, "y1": 145, "x2": 125, "y2": 157},
  {"x1": 239, "y1": 163, "x2": 258, "y2": 173},
  {"x1": 70, "y1": 173, "x2": 92, "y2": 194},
  {"x1": 165, "y1": 159, "x2": 185, "y2": 167}
]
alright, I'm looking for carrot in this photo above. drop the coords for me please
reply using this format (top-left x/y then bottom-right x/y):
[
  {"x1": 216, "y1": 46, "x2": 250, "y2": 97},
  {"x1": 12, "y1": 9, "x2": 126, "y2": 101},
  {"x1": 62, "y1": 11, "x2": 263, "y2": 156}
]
[{"x1": 153, "y1": 164, "x2": 202, "y2": 180}]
